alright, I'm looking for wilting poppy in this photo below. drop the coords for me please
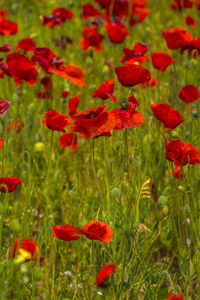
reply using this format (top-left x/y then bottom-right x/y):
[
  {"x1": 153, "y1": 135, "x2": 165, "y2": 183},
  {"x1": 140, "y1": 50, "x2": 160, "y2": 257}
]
[
  {"x1": 163, "y1": 27, "x2": 193, "y2": 49},
  {"x1": 96, "y1": 264, "x2": 116, "y2": 287},
  {"x1": 170, "y1": 0, "x2": 193, "y2": 10},
  {"x1": 0, "y1": 43, "x2": 12, "y2": 52},
  {"x1": 121, "y1": 42, "x2": 149, "y2": 63},
  {"x1": 7, "y1": 53, "x2": 38, "y2": 86},
  {"x1": 93, "y1": 80, "x2": 117, "y2": 102},
  {"x1": 115, "y1": 64, "x2": 151, "y2": 87},
  {"x1": 82, "y1": 3, "x2": 101, "y2": 19},
  {"x1": 68, "y1": 95, "x2": 80, "y2": 116},
  {"x1": 69, "y1": 106, "x2": 116, "y2": 138},
  {"x1": 185, "y1": 16, "x2": 196, "y2": 27},
  {"x1": 79, "y1": 26, "x2": 104, "y2": 52},
  {"x1": 42, "y1": 110, "x2": 72, "y2": 133},
  {"x1": 0, "y1": 17, "x2": 18, "y2": 35},
  {"x1": 167, "y1": 293, "x2": 184, "y2": 300},
  {"x1": 12, "y1": 239, "x2": 44, "y2": 262},
  {"x1": 77, "y1": 221, "x2": 113, "y2": 243},
  {"x1": 15, "y1": 37, "x2": 36, "y2": 53},
  {"x1": 59, "y1": 133, "x2": 78, "y2": 150},
  {"x1": 52, "y1": 224, "x2": 80, "y2": 241},
  {"x1": 179, "y1": 85, "x2": 200, "y2": 103},
  {"x1": 151, "y1": 103, "x2": 184, "y2": 130},
  {"x1": 38, "y1": 76, "x2": 53, "y2": 99},
  {"x1": 0, "y1": 99, "x2": 10, "y2": 114},
  {"x1": 0, "y1": 139, "x2": 3, "y2": 150},
  {"x1": 106, "y1": 20, "x2": 129, "y2": 44},
  {"x1": 165, "y1": 139, "x2": 200, "y2": 166},
  {"x1": 150, "y1": 52, "x2": 175, "y2": 71},
  {"x1": 0, "y1": 176, "x2": 22, "y2": 193}
]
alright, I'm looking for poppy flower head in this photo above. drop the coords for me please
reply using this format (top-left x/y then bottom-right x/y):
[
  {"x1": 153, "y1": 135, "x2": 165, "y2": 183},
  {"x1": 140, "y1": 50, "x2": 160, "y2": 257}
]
[
  {"x1": 0, "y1": 17, "x2": 18, "y2": 35},
  {"x1": 151, "y1": 52, "x2": 175, "y2": 71},
  {"x1": 0, "y1": 43, "x2": 12, "y2": 52},
  {"x1": 15, "y1": 37, "x2": 36, "y2": 53},
  {"x1": 79, "y1": 26, "x2": 104, "y2": 52},
  {"x1": 42, "y1": 110, "x2": 72, "y2": 132},
  {"x1": 163, "y1": 27, "x2": 193, "y2": 49},
  {"x1": 106, "y1": 20, "x2": 129, "y2": 44},
  {"x1": 167, "y1": 293, "x2": 184, "y2": 300},
  {"x1": 77, "y1": 221, "x2": 113, "y2": 243},
  {"x1": 93, "y1": 80, "x2": 117, "y2": 102},
  {"x1": 12, "y1": 238, "x2": 44, "y2": 262},
  {"x1": 42, "y1": 7, "x2": 73, "y2": 27},
  {"x1": 115, "y1": 64, "x2": 151, "y2": 87},
  {"x1": 62, "y1": 90, "x2": 69, "y2": 98},
  {"x1": 185, "y1": 16, "x2": 196, "y2": 27},
  {"x1": 141, "y1": 77, "x2": 157, "y2": 88},
  {"x1": 7, "y1": 53, "x2": 38, "y2": 86},
  {"x1": 82, "y1": 3, "x2": 102, "y2": 19},
  {"x1": 52, "y1": 224, "x2": 80, "y2": 241},
  {"x1": 121, "y1": 42, "x2": 149, "y2": 63},
  {"x1": 151, "y1": 103, "x2": 185, "y2": 130},
  {"x1": 170, "y1": 0, "x2": 193, "y2": 10},
  {"x1": 179, "y1": 85, "x2": 200, "y2": 103},
  {"x1": 64, "y1": 64, "x2": 85, "y2": 87},
  {"x1": 96, "y1": 264, "x2": 116, "y2": 287},
  {"x1": 0, "y1": 99, "x2": 10, "y2": 114},
  {"x1": 0, "y1": 176, "x2": 22, "y2": 193},
  {"x1": 129, "y1": 7, "x2": 151, "y2": 27},
  {"x1": 59, "y1": 133, "x2": 78, "y2": 150},
  {"x1": 68, "y1": 95, "x2": 80, "y2": 116}
]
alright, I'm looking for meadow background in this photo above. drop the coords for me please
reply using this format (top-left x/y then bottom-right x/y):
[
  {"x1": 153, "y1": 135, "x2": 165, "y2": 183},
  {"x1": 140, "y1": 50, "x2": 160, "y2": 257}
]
[{"x1": 0, "y1": 0, "x2": 200, "y2": 299}]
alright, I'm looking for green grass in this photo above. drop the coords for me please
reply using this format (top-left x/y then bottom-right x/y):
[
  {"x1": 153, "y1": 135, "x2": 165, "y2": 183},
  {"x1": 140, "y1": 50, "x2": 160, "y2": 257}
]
[{"x1": 0, "y1": 0, "x2": 200, "y2": 299}]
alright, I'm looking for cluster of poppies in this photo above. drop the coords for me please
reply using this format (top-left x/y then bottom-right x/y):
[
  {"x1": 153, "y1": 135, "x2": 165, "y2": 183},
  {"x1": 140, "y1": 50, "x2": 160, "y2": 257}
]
[{"x1": 1, "y1": 0, "x2": 200, "y2": 297}]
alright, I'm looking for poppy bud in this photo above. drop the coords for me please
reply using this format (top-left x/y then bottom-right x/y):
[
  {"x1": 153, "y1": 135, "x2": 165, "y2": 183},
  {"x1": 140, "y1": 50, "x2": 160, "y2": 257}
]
[{"x1": 120, "y1": 98, "x2": 128, "y2": 111}]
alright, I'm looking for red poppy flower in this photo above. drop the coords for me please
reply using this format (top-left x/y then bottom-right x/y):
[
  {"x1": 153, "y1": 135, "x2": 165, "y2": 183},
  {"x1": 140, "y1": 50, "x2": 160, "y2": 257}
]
[
  {"x1": 58, "y1": 64, "x2": 85, "y2": 87},
  {"x1": 69, "y1": 106, "x2": 116, "y2": 138},
  {"x1": 129, "y1": 7, "x2": 151, "y2": 27},
  {"x1": 115, "y1": 64, "x2": 151, "y2": 87},
  {"x1": 68, "y1": 95, "x2": 80, "y2": 116},
  {"x1": 121, "y1": 42, "x2": 149, "y2": 63},
  {"x1": 179, "y1": 85, "x2": 200, "y2": 103},
  {"x1": 106, "y1": 20, "x2": 129, "y2": 44},
  {"x1": 0, "y1": 43, "x2": 12, "y2": 52},
  {"x1": 165, "y1": 139, "x2": 200, "y2": 166},
  {"x1": 62, "y1": 90, "x2": 69, "y2": 98},
  {"x1": 0, "y1": 99, "x2": 10, "y2": 114},
  {"x1": 79, "y1": 27, "x2": 104, "y2": 52},
  {"x1": 15, "y1": 37, "x2": 36, "y2": 53},
  {"x1": 7, "y1": 53, "x2": 38, "y2": 86},
  {"x1": 151, "y1": 52, "x2": 175, "y2": 71},
  {"x1": 96, "y1": 264, "x2": 116, "y2": 287},
  {"x1": 0, "y1": 138, "x2": 3, "y2": 150},
  {"x1": 0, "y1": 17, "x2": 18, "y2": 35},
  {"x1": 77, "y1": 221, "x2": 113, "y2": 243},
  {"x1": 82, "y1": 4, "x2": 101, "y2": 19},
  {"x1": 6, "y1": 120, "x2": 24, "y2": 133},
  {"x1": 185, "y1": 16, "x2": 196, "y2": 27},
  {"x1": 0, "y1": 9, "x2": 9, "y2": 18},
  {"x1": 59, "y1": 133, "x2": 78, "y2": 150},
  {"x1": 0, "y1": 176, "x2": 22, "y2": 193},
  {"x1": 93, "y1": 80, "x2": 117, "y2": 102},
  {"x1": 141, "y1": 77, "x2": 157, "y2": 88},
  {"x1": 12, "y1": 239, "x2": 44, "y2": 262},
  {"x1": 105, "y1": 0, "x2": 128, "y2": 19},
  {"x1": 170, "y1": 0, "x2": 193, "y2": 10},
  {"x1": 42, "y1": 110, "x2": 72, "y2": 133},
  {"x1": 167, "y1": 293, "x2": 184, "y2": 300},
  {"x1": 110, "y1": 101, "x2": 145, "y2": 130},
  {"x1": 163, "y1": 27, "x2": 193, "y2": 49},
  {"x1": 151, "y1": 103, "x2": 185, "y2": 130},
  {"x1": 52, "y1": 224, "x2": 80, "y2": 241},
  {"x1": 42, "y1": 7, "x2": 73, "y2": 27}
]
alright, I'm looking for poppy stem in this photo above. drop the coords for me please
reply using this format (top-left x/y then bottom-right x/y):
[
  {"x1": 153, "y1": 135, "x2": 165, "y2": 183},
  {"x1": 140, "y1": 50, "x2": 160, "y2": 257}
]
[
  {"x1": 46, "y1": 131, "x2": 54, "y2": 181},
  {"x1": 92, "y1": 139, "x2": 102, "y2": 200},
  {"x1": 123, "y1": 129, "x2": 129, "y2": 173}
]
